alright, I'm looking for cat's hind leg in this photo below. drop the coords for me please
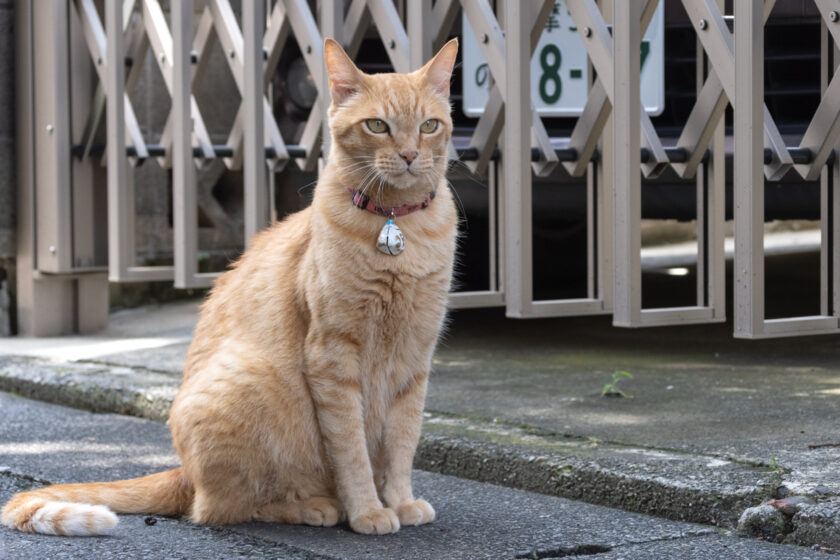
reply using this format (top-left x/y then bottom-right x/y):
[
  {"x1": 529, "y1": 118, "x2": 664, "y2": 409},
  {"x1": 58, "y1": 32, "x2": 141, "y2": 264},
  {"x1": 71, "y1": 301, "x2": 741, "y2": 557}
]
[
  {"x1": 189, "y1": 488, "x2": 254, "y2": 526},
  {"x1": 253, "y1": 497, "x2": 344, "y2": 527}
]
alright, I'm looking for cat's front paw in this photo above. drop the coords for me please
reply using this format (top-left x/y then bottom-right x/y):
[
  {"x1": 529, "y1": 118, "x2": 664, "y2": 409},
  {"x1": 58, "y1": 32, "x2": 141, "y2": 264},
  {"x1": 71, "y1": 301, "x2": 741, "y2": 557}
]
[
  {"x1": 349, "y1": 507, "x2": 400, "y2": 535},
  {"x1": 396, "y1": 499, "x2": 435, "y2": 526}
]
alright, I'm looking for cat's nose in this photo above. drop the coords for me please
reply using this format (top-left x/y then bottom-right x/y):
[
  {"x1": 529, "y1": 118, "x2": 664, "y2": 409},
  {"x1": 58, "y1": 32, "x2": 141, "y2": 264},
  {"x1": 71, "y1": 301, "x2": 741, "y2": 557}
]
[{"x1": 399, "y1": 150, "x2": 419, "y2": 165}]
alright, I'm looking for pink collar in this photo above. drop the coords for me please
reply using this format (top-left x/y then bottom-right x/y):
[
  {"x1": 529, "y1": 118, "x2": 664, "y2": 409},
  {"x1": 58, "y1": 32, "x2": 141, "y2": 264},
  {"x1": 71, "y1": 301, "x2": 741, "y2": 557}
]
[{"x1": 348, "y1": 187, "x2": 436, "y2": 217}]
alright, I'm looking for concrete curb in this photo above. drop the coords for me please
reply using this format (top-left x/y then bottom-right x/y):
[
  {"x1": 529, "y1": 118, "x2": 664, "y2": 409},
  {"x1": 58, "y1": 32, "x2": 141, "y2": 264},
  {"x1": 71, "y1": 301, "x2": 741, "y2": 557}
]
[
  {"x1": 1, "y1": 355, "x2": 837, "y2": 551},
  {"x1": 416, "y1": 416, "x2": 776, "y2": 528},
  {"x1": 0, "y1": 355, "x2": 175, "y2": 421}
]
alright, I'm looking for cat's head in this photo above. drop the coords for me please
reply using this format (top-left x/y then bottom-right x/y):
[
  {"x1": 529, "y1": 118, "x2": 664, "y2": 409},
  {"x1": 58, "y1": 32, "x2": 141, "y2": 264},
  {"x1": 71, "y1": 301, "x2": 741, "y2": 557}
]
[{"x1": 323, "y1": 38, "x2": 458, "y2": 195}]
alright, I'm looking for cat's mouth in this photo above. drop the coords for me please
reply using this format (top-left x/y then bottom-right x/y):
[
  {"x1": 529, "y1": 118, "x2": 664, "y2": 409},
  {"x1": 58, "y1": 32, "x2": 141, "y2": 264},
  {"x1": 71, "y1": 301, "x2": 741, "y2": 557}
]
[{"x1": 389, "y1": 169, "x2": 418, "y2": 179}]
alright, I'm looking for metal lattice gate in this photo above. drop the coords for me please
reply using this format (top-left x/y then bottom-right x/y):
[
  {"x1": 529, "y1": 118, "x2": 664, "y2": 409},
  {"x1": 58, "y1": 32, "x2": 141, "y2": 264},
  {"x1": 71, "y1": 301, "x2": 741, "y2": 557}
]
[{"x1": 13, "y1": 0, "x2": 840, "y2": 338}]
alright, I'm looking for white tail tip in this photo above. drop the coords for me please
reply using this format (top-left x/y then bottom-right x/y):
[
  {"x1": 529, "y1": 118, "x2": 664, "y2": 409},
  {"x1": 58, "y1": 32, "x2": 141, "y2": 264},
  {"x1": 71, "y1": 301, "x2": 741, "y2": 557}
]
[{"x1": 5, "y1": 500, "x2": 118, "y2": 536}]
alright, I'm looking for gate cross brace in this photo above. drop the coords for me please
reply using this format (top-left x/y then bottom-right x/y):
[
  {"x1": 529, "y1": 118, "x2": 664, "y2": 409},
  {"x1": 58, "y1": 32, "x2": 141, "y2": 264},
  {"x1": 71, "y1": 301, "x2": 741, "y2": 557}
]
[
  {"x1": 797, "y1": 0, "x2": 840, "y2": 180},
  {"x1": 460, "y1": 0, "x2": 557, "y2": 177},
  {"x1": 682, "y1": 0, "x2": 793, "y2": 181},
  {"x1": 73, "y1": 0, "x2": 148, "y2": 161},
  {"x1": 565, "y1": 0, "x2": 668, "y2": 178}
]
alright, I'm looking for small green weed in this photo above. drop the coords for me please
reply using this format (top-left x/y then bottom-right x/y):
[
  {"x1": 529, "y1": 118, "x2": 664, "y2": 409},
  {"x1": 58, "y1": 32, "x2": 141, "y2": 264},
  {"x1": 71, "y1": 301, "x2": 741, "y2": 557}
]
[{"x1": 602, "y1": 370, "x2": 633, "y2": 398}]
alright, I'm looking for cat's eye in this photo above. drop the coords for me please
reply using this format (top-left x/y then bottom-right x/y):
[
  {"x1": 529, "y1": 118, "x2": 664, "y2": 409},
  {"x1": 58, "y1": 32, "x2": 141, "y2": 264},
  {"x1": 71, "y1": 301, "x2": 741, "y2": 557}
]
[
  {"x1": 420, "y1": 119, "x2": 439, "y2": 134},
  {"x1": 365, "y1": 119, "x2": 389, "y2": 134}
]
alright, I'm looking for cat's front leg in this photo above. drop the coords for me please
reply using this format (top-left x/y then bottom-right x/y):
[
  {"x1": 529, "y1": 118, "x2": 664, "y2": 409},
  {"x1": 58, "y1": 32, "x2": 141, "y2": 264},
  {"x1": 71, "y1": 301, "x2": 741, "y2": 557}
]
[
  {"x1": 305, "y1": 332, "x2": 400, "y2": 535},
  {"x1": 382, "y1": 370, "x2": 436, "y2": 526}
]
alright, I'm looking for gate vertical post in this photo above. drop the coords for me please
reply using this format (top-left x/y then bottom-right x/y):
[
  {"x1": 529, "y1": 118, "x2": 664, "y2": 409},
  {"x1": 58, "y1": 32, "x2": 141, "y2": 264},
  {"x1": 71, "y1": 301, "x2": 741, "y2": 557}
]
[
  {"x1": 243, "y1": 0, "x2": 269, "y2": 243},
  {"x1": 502, "y1": 0, "x2": 533, "y2": 317},
  {"x1": 597, "y1": 0, "x2": 614, "y2": 312},
  {"x1": 16, "y1": 0, "x2": 108, "y2": 335},
  {"x1": 14, "y1": 0, "x2": 71, "y2": 335},
  {"x1": 105, "y1": 0, "x2": 133, "y2": 281},
  {"x1": 407, "y1": 0, "x2": 432, "y2": 70},
  {"x1": 733, "y1": 0, "x2": 766, "y2": 337},
  {"x1": 172, "y1": 0, "x2": 197, "y2": 287},
  {"x1": 835, "y1": 38, "x2": 840, "y2": 320},
  {"x1": 320, "y1": 0, "x2": 344, "y2": 163},
  {"x1": 612, "y1": 0, "x2": 642, "y2": 326},
  {"x1": 820, "y1": 23, "x2": 840, "y2": 320},
  {"x1": 696, "y1": 0, "x2": 726, "y2": 318}
]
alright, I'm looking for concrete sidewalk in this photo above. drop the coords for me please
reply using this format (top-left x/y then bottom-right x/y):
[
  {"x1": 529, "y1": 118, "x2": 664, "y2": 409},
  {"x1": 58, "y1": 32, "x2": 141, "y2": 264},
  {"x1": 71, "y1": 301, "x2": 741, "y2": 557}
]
[{"x1": 1, "y1": 300, "x2": 839, "y2": 553}]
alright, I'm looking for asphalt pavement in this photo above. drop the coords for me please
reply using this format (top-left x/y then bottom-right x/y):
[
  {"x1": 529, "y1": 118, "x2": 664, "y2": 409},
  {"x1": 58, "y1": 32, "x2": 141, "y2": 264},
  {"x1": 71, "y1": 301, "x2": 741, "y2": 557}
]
[{"x1": 0, "y1": 392, "x2": 830, "y2": 560}]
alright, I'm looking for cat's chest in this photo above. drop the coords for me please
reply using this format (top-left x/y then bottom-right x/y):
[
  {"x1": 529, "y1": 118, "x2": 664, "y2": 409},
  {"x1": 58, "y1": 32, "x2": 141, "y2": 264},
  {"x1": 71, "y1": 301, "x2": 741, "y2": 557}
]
[
  {"x1": 326, "y1": 226, "x2": 453, "y2": 313},
  {"x1": 310, "y1": 202, "x2": 455, "y2": 342},
  {"x1": 356, "y1": 268, "x2": 426, "y2": 321}
]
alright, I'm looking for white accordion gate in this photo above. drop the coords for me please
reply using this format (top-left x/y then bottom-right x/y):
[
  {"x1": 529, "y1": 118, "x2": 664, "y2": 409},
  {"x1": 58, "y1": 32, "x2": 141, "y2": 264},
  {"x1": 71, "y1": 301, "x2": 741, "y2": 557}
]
[{"x1": 14, "y1": 0, "x2": 840, "y2": 338}]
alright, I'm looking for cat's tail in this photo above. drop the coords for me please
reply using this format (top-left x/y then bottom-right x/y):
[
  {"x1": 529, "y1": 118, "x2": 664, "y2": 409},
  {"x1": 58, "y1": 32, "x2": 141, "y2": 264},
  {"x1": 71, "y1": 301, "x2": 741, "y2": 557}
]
[{"x1": 1, "y1": 467, "x2": 193, "y2": 536}]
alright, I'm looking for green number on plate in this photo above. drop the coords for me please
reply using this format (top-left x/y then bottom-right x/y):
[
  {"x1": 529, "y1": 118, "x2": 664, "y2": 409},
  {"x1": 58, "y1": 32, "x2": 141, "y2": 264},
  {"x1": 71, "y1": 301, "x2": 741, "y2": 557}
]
[
  {"x1": 475, "y1": 62, "x2": 489, "y2": 87},
  {"x1": 539, "y1": 44, "x2": 562, "y2": 104}
]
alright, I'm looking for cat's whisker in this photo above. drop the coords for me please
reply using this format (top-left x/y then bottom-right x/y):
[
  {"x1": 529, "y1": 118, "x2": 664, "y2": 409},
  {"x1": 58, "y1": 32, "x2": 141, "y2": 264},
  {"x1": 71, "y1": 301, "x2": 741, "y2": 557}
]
[
  {"x1": 351, "y1": 171, "x2": 375, "y2": 202},
  {"x1": 338, "y1": 157, "x2": 376, "y2": 166},
  {"x1": 357, "y1": 168, "x2": 379, "y2": 199},
  {"x1": 336, "y1": 166, "x2": 375, "y2": 181},
  {"x1": 429, "y1": 169, "x2": 469, "y2": 230},
  {"x1": 357, "y1": 167, "x2": 385, "y2": 204},
  {"x1": 432, "y1": 157, "x2": 492, "y2": 191},
  {"x1": 337, "y1": 161, "x2": 377, "y2": 176},
  {"x1": 296, "y1": 178, "x2": 319, "y2": 195},
  {"x1": 376, "y1": 175, "x2": 386, "y2": 207}
]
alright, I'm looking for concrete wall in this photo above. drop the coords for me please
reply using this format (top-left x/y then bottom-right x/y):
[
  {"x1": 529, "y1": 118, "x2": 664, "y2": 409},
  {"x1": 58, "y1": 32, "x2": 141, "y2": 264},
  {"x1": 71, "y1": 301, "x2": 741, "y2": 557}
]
[{"x1": 0, "y1": 0, "x2": 14, "y2": 259}]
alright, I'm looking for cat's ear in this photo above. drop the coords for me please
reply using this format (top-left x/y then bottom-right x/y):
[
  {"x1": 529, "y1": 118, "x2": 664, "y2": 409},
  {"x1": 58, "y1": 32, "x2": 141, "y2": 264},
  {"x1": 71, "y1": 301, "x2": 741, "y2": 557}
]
[
  {"x1": 419, "y1": 38, "x2": 459, "y2": 97},
  {"x1": 324, "y1": 38, "x2": 363, "y2": 105}
]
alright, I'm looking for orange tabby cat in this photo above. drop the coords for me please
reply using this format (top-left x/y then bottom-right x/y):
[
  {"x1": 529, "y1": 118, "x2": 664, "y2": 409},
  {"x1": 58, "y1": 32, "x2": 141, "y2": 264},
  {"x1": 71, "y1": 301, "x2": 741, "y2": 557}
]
[{"x1": 2, "y1": 38, "x2": 459, "y2": 536}]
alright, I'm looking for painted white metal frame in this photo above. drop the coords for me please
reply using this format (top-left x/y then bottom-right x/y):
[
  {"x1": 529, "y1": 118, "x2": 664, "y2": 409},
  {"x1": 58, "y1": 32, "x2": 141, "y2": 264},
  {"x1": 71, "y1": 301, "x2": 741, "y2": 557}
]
[
  {"x1": 611, "y1": 0, "x2": 726, "y2": 327},
  {"x1": 90, "y1": 1, "x2": 330, "y2": 287},
  {"x1": 476, "y1": 0, "x2": 604, "y2": 318},
  {"x1": 17, "y1": 0, "x2": 840, "y2": 338},
  {"x1": 104, "y1": 1, "x2": 173, "y2": 282},
  {"x1": 734, "y1": 1, "x2": 840, "y2": 338}
]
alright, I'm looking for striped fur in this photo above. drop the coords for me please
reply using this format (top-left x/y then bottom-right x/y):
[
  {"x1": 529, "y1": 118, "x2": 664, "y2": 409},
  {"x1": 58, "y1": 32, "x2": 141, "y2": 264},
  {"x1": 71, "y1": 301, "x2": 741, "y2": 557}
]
[
  {"x1": 2, "y1": 38, "x2": 459, "y2": 537},
  {"x1": 2, "y1": 468, "x2": 192, "y2": 536}
]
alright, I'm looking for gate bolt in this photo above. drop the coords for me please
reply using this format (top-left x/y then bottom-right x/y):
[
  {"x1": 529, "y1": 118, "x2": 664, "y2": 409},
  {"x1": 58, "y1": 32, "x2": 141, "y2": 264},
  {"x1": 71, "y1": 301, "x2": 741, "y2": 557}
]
[
  {"x1": 583, "y1": 27, "x2": 591, "y2": 38},
  {"x1": 698, "y1": 19, "x2": 708, "y2": 30},
  {"x1": 830, "y1": 10, "x2": 839, "y2": 22}
]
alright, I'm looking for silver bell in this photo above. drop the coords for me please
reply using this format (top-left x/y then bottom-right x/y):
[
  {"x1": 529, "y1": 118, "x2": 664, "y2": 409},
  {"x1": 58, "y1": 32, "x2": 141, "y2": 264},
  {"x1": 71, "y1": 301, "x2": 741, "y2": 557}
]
[{"x1": 376, "y1": 219, "x2": 405, "y2": 256}]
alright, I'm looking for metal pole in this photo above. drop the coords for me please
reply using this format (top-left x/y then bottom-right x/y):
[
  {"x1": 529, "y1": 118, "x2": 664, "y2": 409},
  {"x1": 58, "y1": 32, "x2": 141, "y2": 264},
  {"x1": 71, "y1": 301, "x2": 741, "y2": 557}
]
[
  {"x1": 320, "y1": 0, "x2": 344, "y2": 163},
  {"x1": 612, "y1": 0, "x2": 642, "y2": 326},
  {"x1": 105, "y1": 0, "x2": 131, "y2": 282},
  {"x1": 407, "y1": 0, "x2": 432, "y2": 70},
  {"x1": 733, "y1": 0, "x2": 765, "y2": 338},
  {"x1": 503, "y1": 0, "x2": 533, "y2": 317},
  {"x1": 243, "y1": 0, "x2": 269, "y2": 243},
  {"x1": 172, "y1": 0, "x2": 196, "y2": 287}
]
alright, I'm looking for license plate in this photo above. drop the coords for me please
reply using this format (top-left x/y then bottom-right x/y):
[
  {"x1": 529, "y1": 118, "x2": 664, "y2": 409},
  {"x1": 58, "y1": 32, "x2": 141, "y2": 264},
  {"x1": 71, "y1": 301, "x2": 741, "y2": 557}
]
[{"x1": 462, "y1": 0, "x2": 665, "y2": 117}]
